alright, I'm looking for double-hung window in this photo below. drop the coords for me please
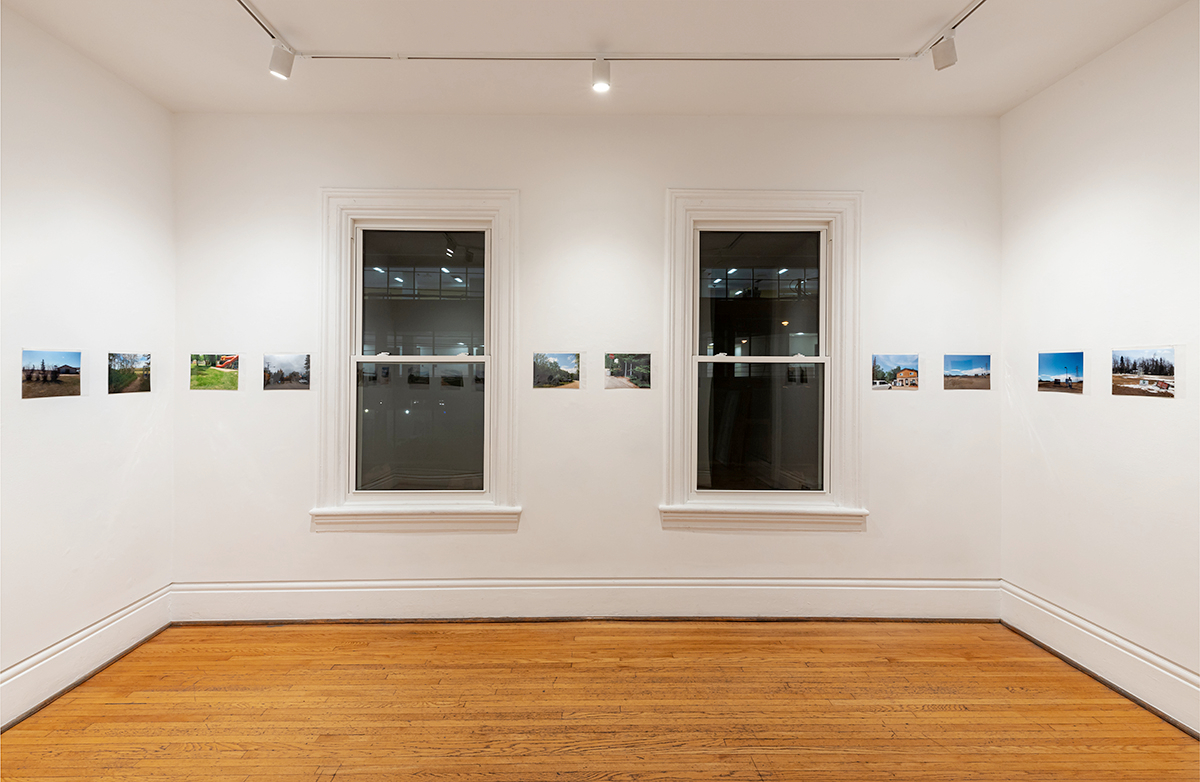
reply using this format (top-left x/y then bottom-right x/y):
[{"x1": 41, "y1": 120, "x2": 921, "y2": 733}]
[
  {"x1": 312, "y1": 190, "x2": 519, "y2": 532},
  {"x1": 661, "y1": 190, "x2": 866, "y2": 531}
]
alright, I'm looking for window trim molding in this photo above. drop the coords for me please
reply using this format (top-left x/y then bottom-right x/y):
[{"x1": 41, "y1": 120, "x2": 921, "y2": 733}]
[
  {"x1": 311, "y1": 189, "x2": 520, "y2": 532},
  {"x1": 660, "y1": 189, "x2": 867, "y2": 531}
]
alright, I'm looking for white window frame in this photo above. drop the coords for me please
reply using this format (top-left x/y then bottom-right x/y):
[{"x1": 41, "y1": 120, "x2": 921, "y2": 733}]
[
  {"x1": 660, "y1": 189, "x2": 867, "y2": 531},
  {"x1": 311, "y1": 189, "x2": 520, "y2": 532}
]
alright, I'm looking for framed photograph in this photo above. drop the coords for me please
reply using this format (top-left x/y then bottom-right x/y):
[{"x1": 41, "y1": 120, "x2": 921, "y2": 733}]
[
  {"x1": 191, "y1": 354, "x2": 239, "y2": 390},
  {"x1": 1037, "y1": 351, "x2": 1083, "y2": 394},
  {"x1": 1112, "y1": 347, "x2": 1174, "y2": 398},
  {"x1": 533, "y1": 353, "x2": 581, "y2": 389},
  {"x1": 108, "y1": 353, "x2": 151, "y2": 394},
  {"x1": 943, "y1": 354, "x2": 990, "y2": 390},
  {"x1": 22, "y1": 350, "x2": 81, "y2": 399},
  {"x1": 605, "y1": 353, "x2": 651, "y2": 389},
  {"x1": 263, "y1": 354, "x2": 310, "y2": 390},
  {"x1": 871, "y1": 354, "x2": 918, "y2": 390}
]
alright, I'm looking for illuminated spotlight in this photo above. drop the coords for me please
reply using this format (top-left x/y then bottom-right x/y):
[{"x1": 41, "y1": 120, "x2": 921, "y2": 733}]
[
  {"x1": 592, "y1": 58, "x2": 611, "y2": 93},
  {"x1": 269, "y1": 44, "x2": 294, "y2": 80}
]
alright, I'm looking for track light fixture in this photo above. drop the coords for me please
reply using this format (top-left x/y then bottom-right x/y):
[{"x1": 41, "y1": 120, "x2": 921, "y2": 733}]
[
  {"x1": 931, "y1": 28, "x2": 957, "y2": 71},
  {"x1": 269, "y1": 43, "x2": 294, "y2": 79},
  {"x1": 592, "y1": 59, "x2": 611, "y2": 93}
]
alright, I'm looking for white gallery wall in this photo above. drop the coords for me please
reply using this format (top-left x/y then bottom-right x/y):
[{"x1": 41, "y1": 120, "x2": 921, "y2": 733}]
[
  {"x1": 999, "y1": 0, "x2": 1199, "y2": 720},
  {"x1": 170, "y1": 112, "x2": 1002, "y2": 614},
  {"x1": 0, "y1": 8, "x2": 176, "y2": 713}
]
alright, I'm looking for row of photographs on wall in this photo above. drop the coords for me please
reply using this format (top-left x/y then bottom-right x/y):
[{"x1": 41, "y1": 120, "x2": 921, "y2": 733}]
[
  {"x1": 534, "y1": 353, "x2": 651, "y2": 390},
  {"x1": 20, "y1": 351, "x2": 311, "y2": 398},
  {"x1": 872, "y1": 348, "x2": 1176, "y2": 398}
]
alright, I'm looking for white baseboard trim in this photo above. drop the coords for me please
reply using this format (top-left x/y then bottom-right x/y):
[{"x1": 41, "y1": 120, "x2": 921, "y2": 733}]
[
  {"x1": 1000, "y1": 580, "x2": 1199, "y2": 735},
  {"x1": 0, "y1": 585, "x2": 171, "y2": 729},
  {"x1": 169, "y1": 577, "x2": 1000, "y2": 622}
]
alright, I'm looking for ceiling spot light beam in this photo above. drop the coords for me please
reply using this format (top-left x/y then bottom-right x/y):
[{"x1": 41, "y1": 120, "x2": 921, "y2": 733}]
[{"x1": 592, "y1": 59, "x2": 611, "y2": 92}]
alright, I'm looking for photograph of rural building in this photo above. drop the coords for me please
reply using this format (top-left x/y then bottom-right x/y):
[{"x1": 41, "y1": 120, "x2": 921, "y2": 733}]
[
  {"x1": 21, "y1": 350, "x2": 81, "y2": 399},
  {"x1": 263, "y1": 354, "x2": 310, "y2": 390},
  {"x1": 605, "y1": 353, "x2": 651, "y2": 389},
  {"x1": 1038, "y1": 351, "x2": 1084, "y2": 394},
  {"x1": 108, "y1": 353, "x2": 151, "y2": 394},
  {"x1": 190, "y1": 354, "x2": 239, "y2": 390},
  {"x1": 533, "y1": 353, "x2": 580, "y2": 388},
  {"x1": 871, "y1": 354, "x2": 919, "y2": 390},
  {"x1": 1112, "y1": 347, "x2": 1175, "y2": 398},
  {"x1": 943, "y1": 354, "x2": 991, "y2": 390}
]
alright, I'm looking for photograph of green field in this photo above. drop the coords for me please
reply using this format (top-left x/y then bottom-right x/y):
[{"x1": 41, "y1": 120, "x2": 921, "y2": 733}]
[
  {"x1": 22, "y1": 350, "x2": 81, "y2": 399},
  {"x1": 191, "y1": 354, "x2": 239, "y2": 390},
  {"x1": 108, "y1": 353, "x2": 151, "y2": 394}
]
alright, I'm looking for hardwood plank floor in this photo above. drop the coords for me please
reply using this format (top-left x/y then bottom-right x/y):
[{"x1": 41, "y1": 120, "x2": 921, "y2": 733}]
[{"x1": 2, "y1": 621, "x2": 1195, "y2": 781}]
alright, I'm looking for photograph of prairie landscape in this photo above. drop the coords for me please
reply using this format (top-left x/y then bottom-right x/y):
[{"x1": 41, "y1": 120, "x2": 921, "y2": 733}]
[
  {"x1": 22, "y1": 350, "x2": 81, "y2": 399},
  {"x1": 605, "y1": 353, "x2": 651, "y2": 389},
  {"x1": 191, "y1": 354, "x2": 239, "y2": 390},
  {"x1": 1038, "y1": 351, "x2": 1083, "y2": 394},
  {"x1": 871, "y1": 354, "x2": 919, "y2": 390},
  {"x1": 108, "y1": 353, "x2": 150, "y2": 394},
  {"x1": 533, "y1": 353, "x2": 580, "y2": 388},
  {"x1": 263, "y1": 354, "x2": 310, "y2": 390},
  {"x1": 943, "y1": 354, "x2": 990, "y2": 390},
  {"x1": 1112, "y1": 347, "x2": 1174, "y2": 398}
]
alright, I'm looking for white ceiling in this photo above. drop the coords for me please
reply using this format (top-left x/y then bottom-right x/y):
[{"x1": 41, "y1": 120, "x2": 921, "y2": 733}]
[{"x1": 3, "y1": 0, "x2": 1188, "y2": 115}]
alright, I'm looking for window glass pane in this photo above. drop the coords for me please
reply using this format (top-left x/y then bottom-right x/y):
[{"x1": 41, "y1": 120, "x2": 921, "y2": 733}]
[
  {"x1": 362, "y1": 230, "x2": 485, "y2": 356},
  {"x1": 698, "y1": 232, "x2": 820, "y2": 357},
  {"x1": 356, "y1": 363, "x2": 485, "y2": 491},
  {"x1": 697, "y1": 363, "x2": 823, "y2": 491}
]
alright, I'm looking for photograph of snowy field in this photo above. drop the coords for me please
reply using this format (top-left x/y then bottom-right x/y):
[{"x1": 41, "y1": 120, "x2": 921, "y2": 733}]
[
  {"x1": 1112, "y1": 347, "x2": 1174, "y2": 398},
  {"x1": 1038, "y1": 351, "x2": 1083, "y2": 394},
  {"x1": 943, "y1": 354, "x2": 990, "y2": 390}
]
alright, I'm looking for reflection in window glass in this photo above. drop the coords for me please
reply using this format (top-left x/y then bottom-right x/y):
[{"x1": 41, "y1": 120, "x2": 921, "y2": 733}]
[
  {"x1": 361, "y1": 230, "x2": 485, "y2": 356},
  {"x1": 698, "y1": 232, "x2": 820, "y2": 357},
  {"x1": 356, "y1": 363, "x2": 485, "y2": 491},
  {"x1": 697, "y1": 363, "x2": 823, "y2": 491}
]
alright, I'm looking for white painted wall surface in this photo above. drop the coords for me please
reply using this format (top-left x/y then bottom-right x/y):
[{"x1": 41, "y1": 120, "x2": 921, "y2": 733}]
[
  {"x1": 0, "y1": 7, "x2": 176, "y2": 680},
  {"x1": 1000, "y1": 0, "x2": 1199, "y2": 682},
  {"x1": 171, "y1": 114, "x2": 1002, "y2": 595}
]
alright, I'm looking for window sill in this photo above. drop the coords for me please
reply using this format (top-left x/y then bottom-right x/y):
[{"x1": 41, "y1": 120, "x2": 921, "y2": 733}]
[
  {"x1": 659, "y1": 504, "x2": 867, "y2": 532},
  {"x1": 310, "y1": 505, "x2": 521, "y2": 533}
]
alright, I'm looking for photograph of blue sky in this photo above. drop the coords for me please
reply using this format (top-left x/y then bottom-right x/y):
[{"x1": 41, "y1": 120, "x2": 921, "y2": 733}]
[
  {"x1": 545, "y1": 353, "x2": 578, "y2": 371},
  {"x1": 1112, "y1": 347, "x2": 1174, "y2": 365},
  {"x1": 873, "y1": 354, "x2": 917, "y2": 373},
  {"x1": 22, "y1": 350, "x2": 80, "y2": 369},
  {"x1": 943, "y1": 354, "x2": 990, "y2": 376},
  {"x1": 1038, "y1": 351, "x2": 1083, "y2": 381}
]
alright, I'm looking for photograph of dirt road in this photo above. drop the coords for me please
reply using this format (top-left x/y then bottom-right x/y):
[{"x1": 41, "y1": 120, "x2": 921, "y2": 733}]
[
  {"x1": 264, "y1": 354, "x2": 310, "y2": 390},
  {"x1": 944, "y1": 354, "x2": 990, "y2": 390},
  {"x1": 22, "y1": 350, "x2": 82, "y2": 399},
  {"x1": 108, "y1": 353, "x2": 151, "y2": 394},
  {"x1": 1112, "y1": 347, "x2": 1174, "y2": 398},
  {"x1": 605, "y1": 353, "x2": 651, "y2": 389},
  {"x1": 191, "y1": 354, "x2": 239, "y2": 390},
  {"x1": 1038, "y1": 351, "x2": 1083, "y2": 394},
  {"x1": 533, "y1": 353, "x2": 580, "y2": 388}
]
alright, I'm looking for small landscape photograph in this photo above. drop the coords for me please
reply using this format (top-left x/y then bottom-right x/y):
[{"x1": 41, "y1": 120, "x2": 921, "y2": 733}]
[
  {"x1": 1112, "y1": 347, "x2": 1174, "y2": 398},
  {"x1": 1038, "y1": 351, "x2": 1083, "y2": 394},
  {"x1": 871, "y1": 354, "x2": 919, "y2": 390},
  {"x1": 605, "y1": 353, "x2": 651, "y2": 389},
  {"x1": 533, "y1": 352, "x2": 580, "y2": 389},
  {"x1": 263, "y1": 354, "x2": 310, "y2": 390},
  {"x1": 943, "y1": 354, "x2": 991, "y2": 390},
  {"x1": 191, "y1": 354, "x2": 239, "y2": 390},
  {"x1": 22, "y1": 350, "x2": 82, "y2": 399},
  {"x1": 108, "y1": 353, "x2": 151, "y2": 394}
]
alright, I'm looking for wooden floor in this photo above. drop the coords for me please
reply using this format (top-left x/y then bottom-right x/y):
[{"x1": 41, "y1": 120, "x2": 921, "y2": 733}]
[{"x1": 2, "y1": 621, "x2": 1196, "y2": 781}]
